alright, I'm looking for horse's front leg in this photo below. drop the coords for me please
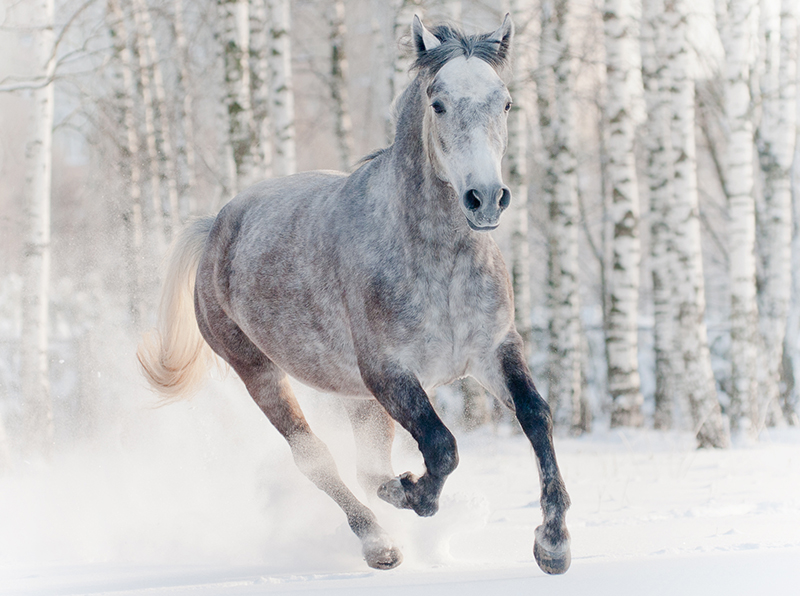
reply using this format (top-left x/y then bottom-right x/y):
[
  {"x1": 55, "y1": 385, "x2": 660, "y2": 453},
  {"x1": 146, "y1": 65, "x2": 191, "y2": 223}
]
[
  {"x1": 475, "y1": 332, "x2": 572, "y2": 575},
  {"x1": 361, "y1": 364, "x2": 458, "y2": 517}
]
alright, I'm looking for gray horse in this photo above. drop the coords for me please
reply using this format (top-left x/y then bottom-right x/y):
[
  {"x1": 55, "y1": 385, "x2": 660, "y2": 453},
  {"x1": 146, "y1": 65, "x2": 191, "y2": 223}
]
[{"x1": 138, "y1": 14, "x2": 571, "y2": 574}]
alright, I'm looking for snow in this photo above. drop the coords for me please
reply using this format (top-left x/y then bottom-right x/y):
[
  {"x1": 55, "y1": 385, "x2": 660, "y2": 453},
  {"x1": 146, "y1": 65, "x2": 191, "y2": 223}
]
[{"x1": 1, "y1": 381, "x2": 799, "y2": 595}]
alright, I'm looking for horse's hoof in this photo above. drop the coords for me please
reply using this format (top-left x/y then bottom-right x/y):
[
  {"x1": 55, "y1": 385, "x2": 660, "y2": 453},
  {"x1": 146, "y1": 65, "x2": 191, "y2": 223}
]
[
  {"x1": 362, "y1": 534, "x2": 403, "y2": 570},
  {"x1": 378, "y1": 476, "x2": 411, "y2": 510},
  {"x1": 533, "y1": 536, "x2": 571, "y2": 575},
  {"x1": 378, "y1": 473, "x2": 439, "y2": 517}
]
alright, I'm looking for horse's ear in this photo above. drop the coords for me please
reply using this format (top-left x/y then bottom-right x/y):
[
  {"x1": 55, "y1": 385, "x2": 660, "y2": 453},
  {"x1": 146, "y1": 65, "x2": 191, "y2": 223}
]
[
  {"x1": 412, "y1": 14, "x2": 441, "y2": 57},
  {"x1": 487, "y1": 13, "x2": 514, "y2": 63}
]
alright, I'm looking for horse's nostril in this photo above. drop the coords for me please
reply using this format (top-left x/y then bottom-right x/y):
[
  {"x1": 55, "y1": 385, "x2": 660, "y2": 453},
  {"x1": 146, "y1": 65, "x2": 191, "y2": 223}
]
[
  {"x1": 464, "y1": 189, "x2": 482, "y2": 211},
  {"x1": 498, "y1": 188, "x2": 511, "y2": 210}
]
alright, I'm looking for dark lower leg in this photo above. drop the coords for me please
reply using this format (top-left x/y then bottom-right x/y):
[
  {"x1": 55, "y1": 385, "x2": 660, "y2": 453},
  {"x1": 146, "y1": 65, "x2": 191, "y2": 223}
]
[
  {"x1": 500, "y1": 342, "x2": 571, "y2": 574},
  {"x1": 362, "y1": 367, "x2": 458, "y2": 517}
]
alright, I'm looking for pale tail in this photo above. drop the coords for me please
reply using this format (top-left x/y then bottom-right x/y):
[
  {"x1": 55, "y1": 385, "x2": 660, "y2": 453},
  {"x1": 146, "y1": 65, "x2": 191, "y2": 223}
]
[{"x1": 137, "y1": 217, "x2": 215, "y2": 401}]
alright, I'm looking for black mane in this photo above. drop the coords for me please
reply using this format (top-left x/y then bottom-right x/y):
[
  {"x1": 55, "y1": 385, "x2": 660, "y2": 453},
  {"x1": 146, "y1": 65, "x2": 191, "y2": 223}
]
[{"x1": 412, "y1": 24, "x2": 510, "y2": 76}]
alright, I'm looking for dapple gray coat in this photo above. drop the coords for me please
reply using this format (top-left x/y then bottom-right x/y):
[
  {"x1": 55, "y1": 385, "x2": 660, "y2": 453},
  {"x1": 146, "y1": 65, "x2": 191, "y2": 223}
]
[{"x1": 138, "y1": 15, "x2": 571, "y2": 574}]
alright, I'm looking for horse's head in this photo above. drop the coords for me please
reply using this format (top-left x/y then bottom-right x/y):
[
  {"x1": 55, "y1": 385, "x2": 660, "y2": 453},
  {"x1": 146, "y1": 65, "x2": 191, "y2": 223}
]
[{"x1": 413, "y1": 15, "x2": 514, "y2": 232}]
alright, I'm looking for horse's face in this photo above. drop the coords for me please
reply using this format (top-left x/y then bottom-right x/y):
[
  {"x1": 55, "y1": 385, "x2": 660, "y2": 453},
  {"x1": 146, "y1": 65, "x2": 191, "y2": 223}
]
[{"x1": 415, "y1": 16, "x2": 514, "y2": 232}]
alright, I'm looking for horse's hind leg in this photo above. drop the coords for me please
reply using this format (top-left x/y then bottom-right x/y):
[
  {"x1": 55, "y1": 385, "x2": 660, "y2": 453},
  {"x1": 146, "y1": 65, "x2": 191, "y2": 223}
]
[
  {"x1": 342, "y1": 399, "x2": 396, "y2": 496},
  {"x1": 241, "y1": 364, "x2": 402, "y2": 569},
  {"x1": 196, "y1": 312, "x2": 401, "y2": 569}
]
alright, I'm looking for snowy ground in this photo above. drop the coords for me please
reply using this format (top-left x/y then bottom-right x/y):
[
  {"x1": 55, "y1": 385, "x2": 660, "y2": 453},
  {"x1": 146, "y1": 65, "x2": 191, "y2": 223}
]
[{"x1": 1, "y1": 379, "x2": 799, "y2": 595}]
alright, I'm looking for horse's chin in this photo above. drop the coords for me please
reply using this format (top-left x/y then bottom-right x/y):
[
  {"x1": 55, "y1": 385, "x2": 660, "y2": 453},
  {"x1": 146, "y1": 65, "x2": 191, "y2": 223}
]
[{"x1": 465, "y1": 218, "x2": 499, "y2": 232}]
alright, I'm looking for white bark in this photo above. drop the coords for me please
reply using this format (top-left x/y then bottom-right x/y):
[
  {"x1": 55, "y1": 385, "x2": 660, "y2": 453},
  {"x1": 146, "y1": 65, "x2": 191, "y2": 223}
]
[
  {"x1": 174, "y1": 0, "x2": 198, "y2": 217},
  {"x1": 603, "y1": 0, "x2": 644, "y2": 427},
  {"x1": 268, "y1": 0, "x2": 296, "y2": 176},
  {"x1": 109, "y1": 0, "x2": 145, "y2": 328},
  {"x1": 329, "y1": 0, "x2": 354, "y2": 171},
  {"x1": 131, "y1": 0, "x2": 166, "y2": 253},
  {"x1": 506, "y1": 0, "x2": 532, "y2": 352},
  {"x1": 389, "y1": 0, "x2": 424, "y2": 142},
  {"x1": 756, "y1": 0, "x2": 797, "y2": 426},
  {"x1": 786, "y1": 12, "x2": 800, "y2": 426},
  {"x1": 666, "y1": 0, "x2": 729, "y2": 447},
  {"x1": 133, "y1": 0, "x2": 180, "y2": 238},
  {"x1": 250, "y1": 0, "x2": 273, "y2": 180},
  {"x1": 642, "y1": 0, "x2": 677, "y2": 429},
  {"x1": 720, "y1": 0, "x2": 760, "y2": 432},
  {"x1": 219, "y1": 0, "x2": 258, "y2": 191},
  {"x1": 21, "y1": 0, "x2": 55, "y2": 455},
  {"x1": 538, "y1": 0, "x2": 583, "y2": 431}
]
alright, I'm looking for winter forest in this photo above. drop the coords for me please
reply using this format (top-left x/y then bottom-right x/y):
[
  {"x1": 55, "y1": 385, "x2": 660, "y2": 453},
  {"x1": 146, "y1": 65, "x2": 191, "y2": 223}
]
[
  {"x1": 1, "y1": 0, "x2": 800, "y2": 592},
  {"x1": 3, "y1": 0, "x2": 799, "y2": 460}
]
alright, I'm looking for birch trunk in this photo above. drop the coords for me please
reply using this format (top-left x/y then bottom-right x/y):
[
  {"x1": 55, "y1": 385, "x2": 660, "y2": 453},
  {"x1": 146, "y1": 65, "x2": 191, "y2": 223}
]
[
  {"x1": 537, "y1": 0, "x2": 583, "y2": 431},
  {"x1": 131, "y1": 0, "x2": 165, "y2": 254},
  {"x1": 389, "y1": 0, "x2": 424, "y2": 142},
  {"x1": 250, "y1": 0, "x2": 272, "y2": 180},
  {"x1": 720, "y1": 0, "x2": 760, "y2": 432},
  {"x1": 174, "y1": 0, "x2": 197, "y2": 217},
  {"x1": 506, "y1": 0, "x2": 532, "y2": 352},
  {"x1": 268, "y1": 0, "x2": 296, "y2": 176},
  {"x1": 369, "y1": 0, "x2": 393, "y2": 145},
  {"x1": 329, "y1": 0, "x2": 355, "y2": 171},
  {"x1": 756, "y1": 0, "x2": 797, "y2": 426},
  {"x1": 133, "y1": 0, "x2": 180, "y2": 238},
  {"x1": 642, "y1": 0, "x2": 677, "y2": 429},
  {"x1": 109, "y1": 0, "x2": 145, "y2": 328},
  {"x1": 786, "y1": 19, "x2": 800, "y2": 425},
  {"x1": 666, "y1": 0, "x2": 729, "y2": 447},
  {"x1": 219, "y1": 0, "x2": 258, "y2": 191},
  {"x1": 21, "y1": 0, "x2": 55, "y2": 455},
  {"x1": 603, "y1": 0, "x2": 644, "y2": 427}
]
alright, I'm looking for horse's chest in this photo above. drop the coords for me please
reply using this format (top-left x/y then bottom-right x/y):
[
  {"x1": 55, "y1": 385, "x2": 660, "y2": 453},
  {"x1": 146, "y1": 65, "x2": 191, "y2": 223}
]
[{"x1": 396, "y1": 264, "x2": 508, "y2": 389}]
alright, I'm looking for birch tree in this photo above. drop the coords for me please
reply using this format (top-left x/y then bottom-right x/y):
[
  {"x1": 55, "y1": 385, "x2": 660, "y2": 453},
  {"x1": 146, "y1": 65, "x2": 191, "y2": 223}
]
[
  {"x1": 603, "y1": 0, "x2": 644, "y2": 427},
  {"x1": 268, "y1": 0, "x2": 296, "y2": 176},
  {"x1": 506, "y1": 0, "x2": 532, "y2": 351},
  {"x1": 537, "y1": 0, "x2": 583, "y2": 431},
  {"x1": 756, "y1": 0, "x2": 797, "y2": 426},
  {"x1": 174, "y1": 0, "x2": 198, "y2": 216},
  {"x1": 133, "y1": 0, "x2": 180, "y2": 238},
  {"x1": 389, "y1": 0, "x2": 425, "y2": 142},
  {"x1": 665, "y1": 0, "x2": 729, "y2": 447},
  {"x1": 109, "y1": 0, "x2": 145, "y2": 328},
  {"x1": 718, "y1": 0, "x2": 760, "y2": 432},
  {"x1": 785, "y1": 14, "x2": 800, "y2": 425},
  {"x1": 131, "y1": 0, "x2": 166, "y2": 252},
  {"x1": 218, "y1": 0, "x2": 258, "y2": 191},
  {"x1": 250, "y1": 0, "x2": 273, "y2": 180},
  {"x1": 21, "y1": 0, "x2": 56, "y2": 455},
  {"x1": 328, "y1": 0, "x2": 355, "y2": 171},
  {"x1": 641, "y1": 0, "x2": 677, "y2": 429}
]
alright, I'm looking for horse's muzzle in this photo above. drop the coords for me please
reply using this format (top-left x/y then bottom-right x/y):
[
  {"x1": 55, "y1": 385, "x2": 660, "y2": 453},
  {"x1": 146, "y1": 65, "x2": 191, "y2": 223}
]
[{"x1": 462, "y1": 185, "x2": 511, "y2": 230}]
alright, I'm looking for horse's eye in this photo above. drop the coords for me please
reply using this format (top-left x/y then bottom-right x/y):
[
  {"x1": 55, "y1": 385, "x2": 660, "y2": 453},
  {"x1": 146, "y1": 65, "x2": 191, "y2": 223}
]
[
  {"x1": 431, "y1": 100, "x2": 446, "y2": 114},
  {"x1": 504, "y1": 100, "x2": 512, "y2": 112}
]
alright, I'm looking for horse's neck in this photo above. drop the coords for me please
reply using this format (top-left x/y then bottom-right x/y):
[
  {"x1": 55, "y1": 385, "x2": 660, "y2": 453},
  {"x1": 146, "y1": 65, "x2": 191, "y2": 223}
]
[{"x1": 389, "y1": 77, "x2": 463, "y2": 245}]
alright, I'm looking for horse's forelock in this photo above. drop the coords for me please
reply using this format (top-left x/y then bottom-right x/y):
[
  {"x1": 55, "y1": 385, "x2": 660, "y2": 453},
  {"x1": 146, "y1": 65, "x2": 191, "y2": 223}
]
[{"x1": 411, "y1": 25, "x2": 510, "y2": 77}]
